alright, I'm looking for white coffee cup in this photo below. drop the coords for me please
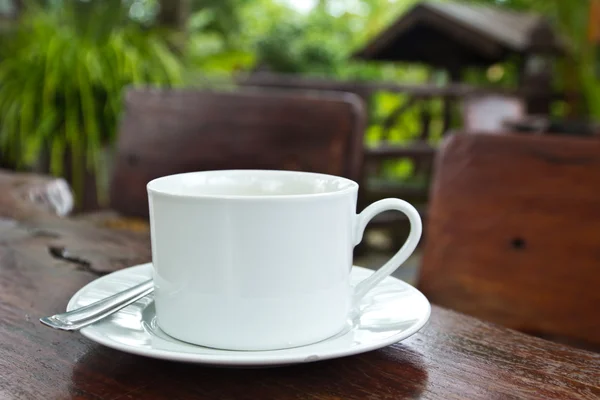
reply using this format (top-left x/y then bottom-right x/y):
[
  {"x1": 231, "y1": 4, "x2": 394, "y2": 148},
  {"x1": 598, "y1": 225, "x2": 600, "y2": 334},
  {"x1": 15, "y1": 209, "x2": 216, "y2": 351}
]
[{"x1": 147, "y1": 170, "x2": 422, "y2": 351}]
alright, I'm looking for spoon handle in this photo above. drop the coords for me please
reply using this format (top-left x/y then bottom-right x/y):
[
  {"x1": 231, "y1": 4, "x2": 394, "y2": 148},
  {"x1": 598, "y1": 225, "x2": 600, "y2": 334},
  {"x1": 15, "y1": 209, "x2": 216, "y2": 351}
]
[{"x1": 40, "y1": 279, "x2": 154, "y2": 331}]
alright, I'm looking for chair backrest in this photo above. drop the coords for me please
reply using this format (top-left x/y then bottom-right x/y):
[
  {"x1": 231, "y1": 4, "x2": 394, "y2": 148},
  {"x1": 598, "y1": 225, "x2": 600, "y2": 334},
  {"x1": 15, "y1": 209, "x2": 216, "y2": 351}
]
[
  {"x1": 109, "y1": 87, "x2": 366, "y2": 218},
  {"x1": 462, "y1": 94, "x2": 525, "y2": 133},
  {"x1": 419, "y1": 132, "x2": 600, "y2": 349}
]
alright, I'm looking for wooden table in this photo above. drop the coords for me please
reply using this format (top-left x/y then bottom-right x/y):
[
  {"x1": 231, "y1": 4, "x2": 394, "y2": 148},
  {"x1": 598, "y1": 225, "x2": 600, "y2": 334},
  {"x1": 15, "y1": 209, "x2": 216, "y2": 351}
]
[{"x1": 0, "y1": 171, "x2": 598, "y2": 399}]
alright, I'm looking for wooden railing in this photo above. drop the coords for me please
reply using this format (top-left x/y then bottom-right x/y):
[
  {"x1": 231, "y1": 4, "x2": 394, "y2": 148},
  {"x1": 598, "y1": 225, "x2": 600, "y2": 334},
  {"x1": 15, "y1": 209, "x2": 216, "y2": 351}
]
[{"x1": 236, "y1": 73, "x2": 564, "y2": 248}]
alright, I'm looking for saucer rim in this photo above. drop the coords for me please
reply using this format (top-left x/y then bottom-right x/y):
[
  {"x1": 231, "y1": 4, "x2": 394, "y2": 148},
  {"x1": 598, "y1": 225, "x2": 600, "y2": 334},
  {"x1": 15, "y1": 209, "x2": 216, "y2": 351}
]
[{"x1": 67, "y1": 263, "x2": 431, "y2": 366}]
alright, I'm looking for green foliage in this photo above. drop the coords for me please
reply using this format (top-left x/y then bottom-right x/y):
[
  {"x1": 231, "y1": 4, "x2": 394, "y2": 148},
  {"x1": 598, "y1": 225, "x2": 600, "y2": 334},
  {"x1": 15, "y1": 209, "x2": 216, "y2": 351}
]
[
  {"x1": 249, "y1": 1, "x2": 434, "y2": 181},
  {"x1": 184, "y1": 8, "x2": 256, "y2": 77},
  {"x1": 2, "y1": 0, "x2": 598, "y2": 200},
  {"x1": 469, "y1": 0, "x2": 600, "y2": 118},
  {"x1": 255, "y1": 20, "x2": 345, "y2": 75},
  {"x1": 552, "y1": 0, "x2": 600, "y2": 118},
  {"x1": 0, "y1": 1, "x2": 183, "y2": 203},
  {"x1": 190, "y1": 0, "x2": 254, "y2": 44},
  {"x1": 252, "y1": 0, "x2": 420, "y2": 78}
]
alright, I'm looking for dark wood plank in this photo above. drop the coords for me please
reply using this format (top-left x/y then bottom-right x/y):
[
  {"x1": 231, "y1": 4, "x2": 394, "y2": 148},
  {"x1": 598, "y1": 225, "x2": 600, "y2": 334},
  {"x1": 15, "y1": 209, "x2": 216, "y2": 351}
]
[
  {"x1": 110, "y1": 88, "x2": 366, "y2": 218},
  {"x1": 365, "y1": 181, "x2": 429, "y2": 201},
  {"x1": 0, "y1": 230, "x2": 598, "y2": 399},
  {"x1": 419, "y1": 132, "x2": 600, "y2": 348},
  {"x1": 364, "y1": 142, "x2": 436, "y2": 161},
  {"x1": 369, "y1": 207, "x2": 429, "y2": 227},
  {"x1": 0, "y1": 175, "x2": 150, "y2": 275},
  {"x1": 0, "y1": 171, "x2": 598, "y2": 399}
]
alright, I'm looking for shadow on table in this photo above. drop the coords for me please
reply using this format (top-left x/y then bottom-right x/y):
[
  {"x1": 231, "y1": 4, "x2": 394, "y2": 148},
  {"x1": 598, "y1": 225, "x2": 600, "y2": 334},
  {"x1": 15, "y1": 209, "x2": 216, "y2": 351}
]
[{"x1": 69, "y1": 344, "x2": 428, "y2": 398}]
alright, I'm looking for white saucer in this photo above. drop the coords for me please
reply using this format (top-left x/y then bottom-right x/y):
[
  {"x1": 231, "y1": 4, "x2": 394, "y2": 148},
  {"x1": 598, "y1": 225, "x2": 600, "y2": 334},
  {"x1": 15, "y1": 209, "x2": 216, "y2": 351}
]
[{"x1": 67, "y1": 263, "x2": 431, "y2": 367}]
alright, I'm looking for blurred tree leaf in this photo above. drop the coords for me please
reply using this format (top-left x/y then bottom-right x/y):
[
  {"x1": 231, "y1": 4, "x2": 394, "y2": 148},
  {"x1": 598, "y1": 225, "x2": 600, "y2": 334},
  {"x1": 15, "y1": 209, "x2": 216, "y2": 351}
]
[{"x1": 0, "y1": 0, "x2": 184, "y2": 204}]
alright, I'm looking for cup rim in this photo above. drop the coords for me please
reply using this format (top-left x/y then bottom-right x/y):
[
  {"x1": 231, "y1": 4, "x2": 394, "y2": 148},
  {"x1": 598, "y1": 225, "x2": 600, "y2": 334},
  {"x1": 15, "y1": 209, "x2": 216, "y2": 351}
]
[{"x1": 146, "y1": 170, "x2": 359, "y2": 200}]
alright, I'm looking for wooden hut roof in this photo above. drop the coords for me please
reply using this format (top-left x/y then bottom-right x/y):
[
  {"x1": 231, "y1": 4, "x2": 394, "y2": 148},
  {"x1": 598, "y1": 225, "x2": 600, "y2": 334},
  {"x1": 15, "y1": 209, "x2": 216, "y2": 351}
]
[{"x1": 353, "y1": 1, "x2": 566, "y2": 68}]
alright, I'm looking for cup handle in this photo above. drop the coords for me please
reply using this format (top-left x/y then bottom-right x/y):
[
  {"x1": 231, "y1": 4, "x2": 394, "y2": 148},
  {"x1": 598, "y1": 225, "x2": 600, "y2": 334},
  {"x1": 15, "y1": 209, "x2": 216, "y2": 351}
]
[{"x1": 352, "y1": 198, "x2": 423, "y2": 304}]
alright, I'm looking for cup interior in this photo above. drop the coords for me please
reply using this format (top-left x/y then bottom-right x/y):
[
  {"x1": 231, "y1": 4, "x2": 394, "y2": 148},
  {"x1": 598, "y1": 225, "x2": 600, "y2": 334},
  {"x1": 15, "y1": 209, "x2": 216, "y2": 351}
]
[{"x1": 147, "y1": 170, "x2": 357, "y2": 198}]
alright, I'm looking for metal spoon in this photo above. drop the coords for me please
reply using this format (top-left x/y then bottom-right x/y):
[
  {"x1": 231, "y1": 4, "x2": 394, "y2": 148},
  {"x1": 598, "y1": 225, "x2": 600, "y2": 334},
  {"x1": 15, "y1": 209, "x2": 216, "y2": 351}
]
[{"x1": 40, "y1": 279, "x2": 154, "y2": 331}]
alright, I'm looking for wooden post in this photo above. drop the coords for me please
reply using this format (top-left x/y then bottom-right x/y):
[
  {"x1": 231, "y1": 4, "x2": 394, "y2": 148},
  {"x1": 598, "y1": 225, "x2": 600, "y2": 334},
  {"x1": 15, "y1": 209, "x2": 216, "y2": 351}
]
[
  {"x1": 442, "y1": 67, "x2": 461, "y2": 134},
  {"x1": 157, "y1": 0, "x2": 189, "y2": 29},
  {"x1": 157, "y1": 0, "x2": 190, "y2": 51},
  {"x1": 522, "y1": 23, "x2": 557, "y2": 115},
  {"x1": 588, "y1": 0, "x2": 600, "y2": 45},
  {"x1": 589, "y1": 0, "x2": 600, "y2": 78}
]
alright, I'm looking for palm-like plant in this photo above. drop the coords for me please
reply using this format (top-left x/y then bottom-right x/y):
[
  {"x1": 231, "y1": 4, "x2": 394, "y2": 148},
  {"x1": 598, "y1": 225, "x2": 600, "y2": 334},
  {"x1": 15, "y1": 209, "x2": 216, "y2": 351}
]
[{"x1": 0, "y1": 0, "x2": 184, "y2": 205}]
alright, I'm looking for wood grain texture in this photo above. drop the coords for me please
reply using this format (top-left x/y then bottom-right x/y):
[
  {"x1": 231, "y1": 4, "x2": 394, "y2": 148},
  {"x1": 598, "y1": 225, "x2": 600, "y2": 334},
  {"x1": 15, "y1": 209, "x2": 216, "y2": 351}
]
[
  {"x1": 0, "y1": 171, "x2": 598, "y2": 399},
  {"x1": 0, "y1": 233, "x2": 598, "y2": 400},
  {"x1": 110, "y1": 87, "x2": 366, "y2": 218},
  {"x1": 419, "y1": 132, "x2": 600, "y2": 348}
]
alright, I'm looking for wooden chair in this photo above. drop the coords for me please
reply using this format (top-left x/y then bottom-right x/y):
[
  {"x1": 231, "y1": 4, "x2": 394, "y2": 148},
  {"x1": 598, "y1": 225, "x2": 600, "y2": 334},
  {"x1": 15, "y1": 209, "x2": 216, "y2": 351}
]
[
  {"x1": 236, "y1": 74, "x2": 434, "y2": 250},
  {"x1": 109, "y1": 87, "x2": 366, "y2": 218},
  {"x1": 418, "y1": 132, "x2": 600, "y2": 350}
]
